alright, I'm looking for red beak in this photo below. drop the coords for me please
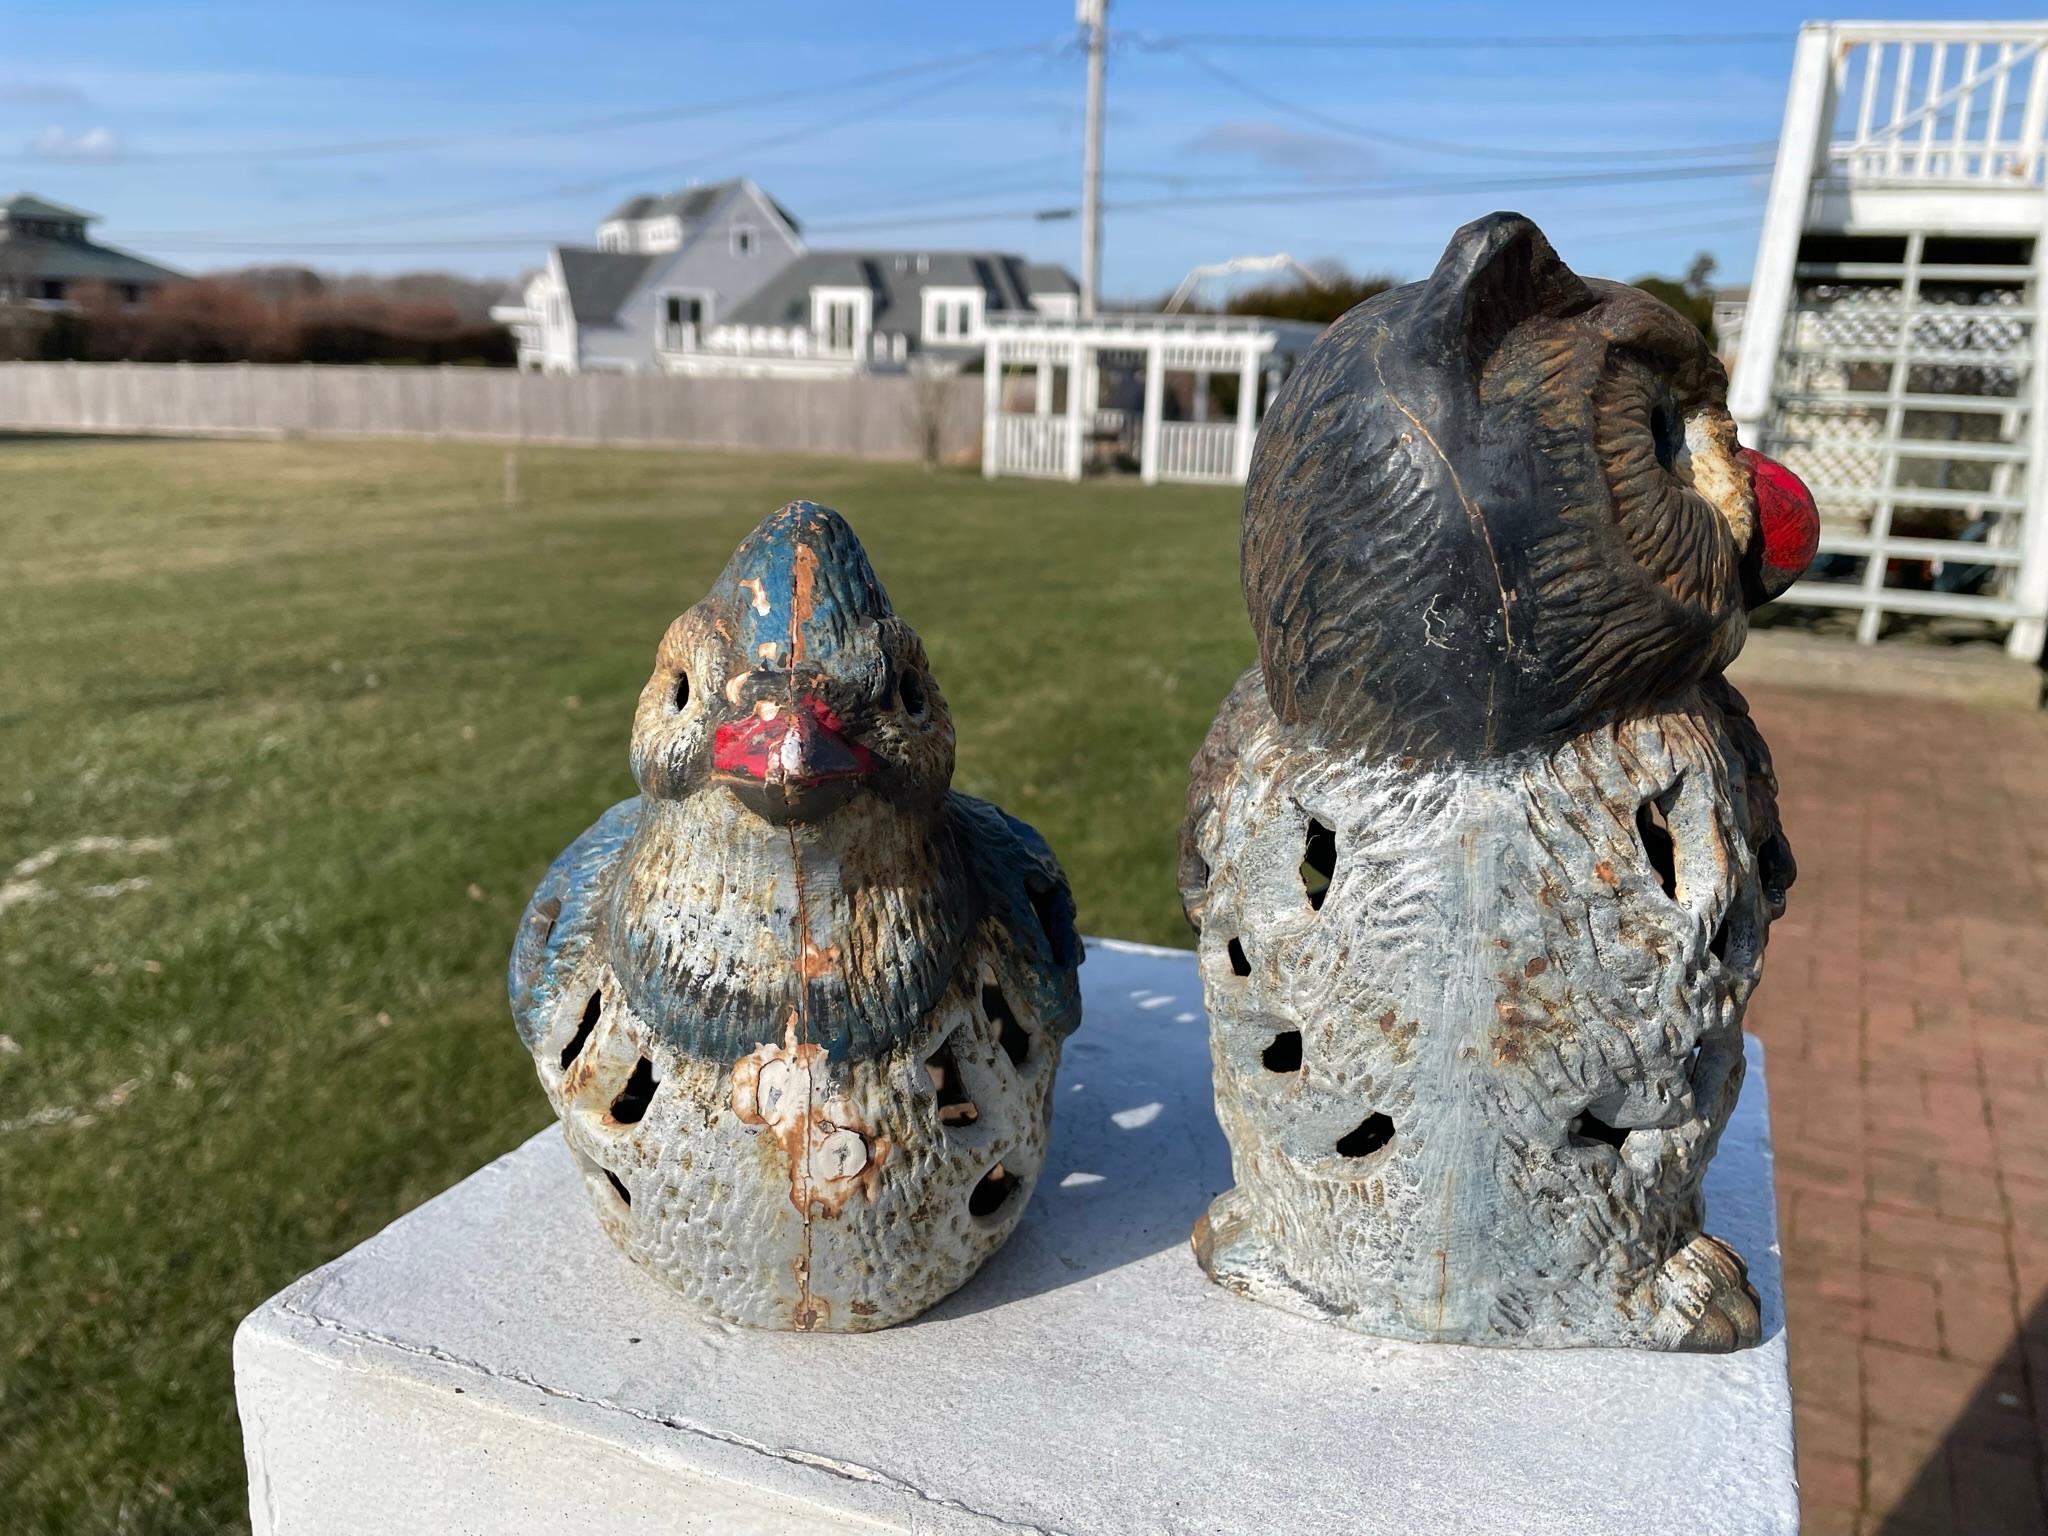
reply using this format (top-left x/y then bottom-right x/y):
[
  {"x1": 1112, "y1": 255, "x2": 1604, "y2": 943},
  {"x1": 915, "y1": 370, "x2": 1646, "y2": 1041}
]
[
  {"x1": 712, "y1": 696, "x2": 876, "y2": 822},
  {"x1": 1737, "y1": 446, "x2": 1819, "y2": 596}
]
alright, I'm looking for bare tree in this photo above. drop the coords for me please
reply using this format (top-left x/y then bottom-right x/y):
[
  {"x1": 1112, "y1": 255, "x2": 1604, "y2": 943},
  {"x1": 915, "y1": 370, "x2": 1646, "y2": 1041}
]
[{"x1": 903, "y1": 360, "x2": 958, "y2": 470}]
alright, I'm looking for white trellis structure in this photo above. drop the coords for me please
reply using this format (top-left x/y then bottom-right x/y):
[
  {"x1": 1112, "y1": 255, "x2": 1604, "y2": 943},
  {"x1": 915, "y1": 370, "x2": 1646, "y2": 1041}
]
[
  {"x1": 1731, "y1": 20, "x2": 2048, "y2": 657},
  {"x1": 980, "y1": 312, "x2": 1321, "y2": 486}
]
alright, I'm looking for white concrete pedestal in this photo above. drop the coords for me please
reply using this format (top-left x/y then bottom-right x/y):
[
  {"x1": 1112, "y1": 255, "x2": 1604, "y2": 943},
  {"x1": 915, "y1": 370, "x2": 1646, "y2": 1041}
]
[{"x1": 235, "y1": 940, "x2": 1798, "y2": 1535}]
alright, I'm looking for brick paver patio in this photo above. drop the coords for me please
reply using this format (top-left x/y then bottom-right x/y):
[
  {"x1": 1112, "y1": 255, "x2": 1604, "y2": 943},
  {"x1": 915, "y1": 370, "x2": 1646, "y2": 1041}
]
[{"x1": 1743, "y1": 684, "x2": 2048, "y2": 1535}]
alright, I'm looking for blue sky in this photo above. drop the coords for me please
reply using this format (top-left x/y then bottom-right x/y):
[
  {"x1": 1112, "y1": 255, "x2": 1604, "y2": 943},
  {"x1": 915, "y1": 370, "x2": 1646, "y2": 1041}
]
[{"x1": 3, "y1": 2, "x2": 2041, "y2": 296}]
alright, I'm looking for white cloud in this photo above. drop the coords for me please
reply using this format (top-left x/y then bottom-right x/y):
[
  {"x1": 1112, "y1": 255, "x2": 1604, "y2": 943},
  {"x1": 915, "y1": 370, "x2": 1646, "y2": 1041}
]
[
  {"x1": 27, "y1": 125, "x2": 123, "y2": 162},
  {"x1": 1184, "y1": 119, "x2": 1373, "y2": 178},
  {"x1": 0, "y1": 79, "x2": 89, "y2": 108}
]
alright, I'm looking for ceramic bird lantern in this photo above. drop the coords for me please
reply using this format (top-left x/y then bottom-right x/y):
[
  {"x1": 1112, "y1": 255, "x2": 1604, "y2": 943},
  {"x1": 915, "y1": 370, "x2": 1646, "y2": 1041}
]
[
  {"x1": 510, "y1": 502, "x2": 1083, "y2": 1332},
  {"x1": 1179, "y1": 214, "x2": 1817, "y2": 1351}
]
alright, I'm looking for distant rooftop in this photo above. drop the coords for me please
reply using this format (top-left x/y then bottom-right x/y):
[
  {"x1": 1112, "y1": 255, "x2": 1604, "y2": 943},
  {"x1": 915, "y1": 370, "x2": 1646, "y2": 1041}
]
[
  {"x1": 0, "y1": 191, "x2": 183, "y2": 287},
  {"x1": 1, "y1": 192, "x2": 95, "y2": 223},
  {"x1": 555, "y1": 247, "x2": 656, "y2": 325},
  {"x1": 602, "y1": 178, "x2": 801, "y2": 235},
  {"x1": 728, "y1": 250, "x2": 1078, "y2": 345}
]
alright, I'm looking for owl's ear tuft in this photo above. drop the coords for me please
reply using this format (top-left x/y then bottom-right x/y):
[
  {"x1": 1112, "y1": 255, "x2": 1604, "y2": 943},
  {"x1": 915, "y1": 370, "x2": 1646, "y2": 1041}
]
[{"x1": 1422, "y1": 212, "x2": 1593, "y2": 372}]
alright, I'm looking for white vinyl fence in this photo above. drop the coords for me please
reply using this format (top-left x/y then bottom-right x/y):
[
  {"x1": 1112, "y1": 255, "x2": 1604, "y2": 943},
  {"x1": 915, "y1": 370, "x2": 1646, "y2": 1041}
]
[{"x1": 0, "y1": 362, "x2": 985, "y2": 463}]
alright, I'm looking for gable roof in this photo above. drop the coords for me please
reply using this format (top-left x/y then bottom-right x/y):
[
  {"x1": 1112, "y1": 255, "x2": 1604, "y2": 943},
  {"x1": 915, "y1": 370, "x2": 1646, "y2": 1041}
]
[
  {"x1": 0, "y1": 192, "x2": 95, "y2": 223},
  {"x1": 602, "y1": 178, "x2": 801, "y2": 236},
  {"x1": 555, "y1": 247, "x2": 656, "y2": 325},
  {"x1": 1023, "y1": 262, "x2": 1079, "y2": 296},
  {"x1": 0, "y1": 236, "x2": 184, "y2": 286},
  {"x1": 725, "y1": 251, "x2": 1077, "y2": 344}
]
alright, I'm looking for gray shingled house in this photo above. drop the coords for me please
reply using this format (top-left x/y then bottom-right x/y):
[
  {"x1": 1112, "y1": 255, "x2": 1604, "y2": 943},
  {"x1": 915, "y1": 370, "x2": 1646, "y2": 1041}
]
[
  {"x1": 492, "y1": 178, "x2": 1078, "y2": 377},
  {"x1": 491, "y1": 178, "x2": 805, "y2": 373},
  {"x1": 0, "y1": 193, "x2": 185, "y2": 307},
  {"x1": 682, "y1": 249, "x2": 1077, "y2": 377}
]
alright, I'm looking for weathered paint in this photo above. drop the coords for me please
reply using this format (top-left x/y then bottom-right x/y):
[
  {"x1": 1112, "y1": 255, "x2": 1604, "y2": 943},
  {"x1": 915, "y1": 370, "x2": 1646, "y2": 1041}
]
[
  {"x1": 509, "y1": 502, "x2": 1083, "y2": 1331},
  {"x1": 1182, "y1": 215, "x2": 1806, "y2": 1352}
]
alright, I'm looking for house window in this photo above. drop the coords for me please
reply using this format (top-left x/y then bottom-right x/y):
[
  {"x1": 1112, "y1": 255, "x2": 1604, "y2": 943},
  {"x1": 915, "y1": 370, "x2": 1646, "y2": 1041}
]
[
  {"x1": 660, "y1": 292, "x2": 708, "y2": 351},
  {"x1": 823, "y1": 299, "x2": 857, "y2": 353},
  {"x1": 808, "y1": 287, "x2": 871, "y2": 358},
  {"x1": 731, "y1": 225, "x2": 756, "y2": 257},
  {"x1": 37, "y1": 279, "x2": 65, "y2": 302},
  {"x1": 922, "y1": 288, "x2": 983, "y2": 344}
]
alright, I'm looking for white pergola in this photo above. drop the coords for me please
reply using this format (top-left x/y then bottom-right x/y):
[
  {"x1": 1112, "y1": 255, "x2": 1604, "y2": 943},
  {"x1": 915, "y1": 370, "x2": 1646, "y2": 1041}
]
[{"x1": 980, "y1": 311, "x2": 1322, "y2": 485}]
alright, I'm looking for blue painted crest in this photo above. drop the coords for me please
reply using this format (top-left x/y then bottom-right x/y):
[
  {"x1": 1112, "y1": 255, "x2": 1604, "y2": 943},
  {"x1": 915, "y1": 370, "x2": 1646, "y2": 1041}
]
[{"x1": 708, "y1": 501, "x2": 895, "y2": 667}]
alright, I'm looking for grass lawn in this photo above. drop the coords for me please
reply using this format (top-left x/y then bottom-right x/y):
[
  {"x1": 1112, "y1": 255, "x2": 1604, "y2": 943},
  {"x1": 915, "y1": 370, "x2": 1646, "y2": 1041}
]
[{"x1": 0, "y1": 435, "x2": 1251, "y2": 1532}]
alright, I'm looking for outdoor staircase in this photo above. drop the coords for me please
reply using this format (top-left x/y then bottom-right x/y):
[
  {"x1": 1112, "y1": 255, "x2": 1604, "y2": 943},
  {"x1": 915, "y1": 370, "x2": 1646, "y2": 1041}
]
[{"x1": 1730, "y1": 22, "x2": 2048, "y2": 658}]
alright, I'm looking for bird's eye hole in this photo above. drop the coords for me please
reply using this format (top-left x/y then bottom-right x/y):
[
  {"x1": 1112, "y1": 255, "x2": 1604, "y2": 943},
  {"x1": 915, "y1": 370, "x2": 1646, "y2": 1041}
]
[
  {"x1": 1650, "y1": 401, "x2": 1683, "y2": 474},
  {"x1": 671, "y1": 672, "x2": 690, "y2": 711},
  {"x1": 898, "y1": 669, "x2": 928, "y2": 720}
]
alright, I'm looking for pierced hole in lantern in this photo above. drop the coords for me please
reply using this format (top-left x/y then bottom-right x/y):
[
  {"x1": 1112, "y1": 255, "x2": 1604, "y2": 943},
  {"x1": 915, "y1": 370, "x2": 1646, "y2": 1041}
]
[
  {"x1": 968, "y1": 1162, "x2": 1018, "y2": 1219},
  {"x1": 560, "y1": 992, "x2": 601, "y2": 1069},
  {"x1": 1571, "y1": 1111, "x2": 1630, "y2": 1151},
  {"x1": 1262, "y1": 1030, "x2": 1303, "y2": 1073},
  {"x1": 924, "y1": 1035, "x2": 979, "y2": 1126},
  {"x1": 1300, "y1": 817, "x2": 1337, "y2": 911},
  {"x1": 1336, "y1": 1111, "x2": 1394, "y2": 1158},
  {"x1": 1226, "y1": 936, "x2": 1251, "y2": 977},
  {"x1": 604, "y1": 1169, "x2": 632, "y2": 1206},
  {"x1": 1027, "y1": 882, "x2": 1077, "y2": 968},
  {"x1": 983, "y1": 983, "x2": 1029, "y2": 1069},
  {"x1": 898, "y1": 668, "x2": 928, "y2": 720},
  {"x1": 531, "y1": 894, "x2": 562, "y2": 947},
  {"x1": 1635, "y1": 794, "x2": 1679, "y2": 900},
  {"x1": 671, "y1": 671, "x2": 690, "y2": 711},
  {"x1": 608, "y1": 1056, "x2": 660, "y2": 1125},
  {"x1": 1758, "y1": 831, "x2": 1795, "y2": 919}
]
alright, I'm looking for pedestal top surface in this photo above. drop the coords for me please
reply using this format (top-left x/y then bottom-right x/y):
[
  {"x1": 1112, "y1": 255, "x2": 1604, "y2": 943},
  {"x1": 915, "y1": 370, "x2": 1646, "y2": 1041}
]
[{"x1": 240, "y1": 940, "x2": 1796, "y2": 1535}]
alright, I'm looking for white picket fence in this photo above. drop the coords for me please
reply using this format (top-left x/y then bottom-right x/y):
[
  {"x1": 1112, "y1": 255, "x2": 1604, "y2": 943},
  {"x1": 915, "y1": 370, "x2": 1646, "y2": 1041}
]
[
  {"x1": 0, "y1": 361, "x2": 984, "y2": 463},
  {"x1": 992, "y1": 414, "x2": 1073, "y2": 478},
  {"x1": 1156, "y1": 421, "x2": 1239, "y2": 483}
]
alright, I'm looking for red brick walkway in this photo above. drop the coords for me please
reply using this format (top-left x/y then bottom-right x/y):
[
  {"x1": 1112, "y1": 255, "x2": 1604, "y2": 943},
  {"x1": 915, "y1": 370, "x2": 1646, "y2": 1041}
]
[{"x1": 1743, "y1": 685, "x2": 2048, "y2": 1535}]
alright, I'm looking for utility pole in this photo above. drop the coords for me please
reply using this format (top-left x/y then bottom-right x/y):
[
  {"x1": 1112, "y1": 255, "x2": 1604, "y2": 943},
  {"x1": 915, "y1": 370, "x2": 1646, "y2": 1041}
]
[{"x1": 1078, "y1": 0, "x2": 1108, "y2": 318}]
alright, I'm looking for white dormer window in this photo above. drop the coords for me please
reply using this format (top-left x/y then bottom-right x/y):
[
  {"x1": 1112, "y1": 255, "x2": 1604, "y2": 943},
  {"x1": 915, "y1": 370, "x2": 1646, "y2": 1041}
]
[
  {"x1": 921, "y1": 286, "x2": 984, "y2": 344},
  {"x1": 811, "y1": 286, "x2": 872, "y2": 357},
  {"x1": 731, "y1": 225, "x2": 756, "y2": 257}
]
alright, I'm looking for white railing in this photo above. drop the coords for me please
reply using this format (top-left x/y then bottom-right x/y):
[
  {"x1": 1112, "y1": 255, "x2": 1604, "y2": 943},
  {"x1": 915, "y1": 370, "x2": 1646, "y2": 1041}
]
[
  {"x1": 1759, "y1": 231, "x2": 2041, "y2": 645},
  {"x1": 1156, "y1": 421, "x2": 1237, "y2": 483},
  {"x1": 995, "y1": 414, "x2": 1071, "y2": 478},
  {"x1": 686, "y1": 325, "x2": 910, "y2": 367},
  {"x1": 1825, "y1": 25, "x2": 2048, "y2": 184}
]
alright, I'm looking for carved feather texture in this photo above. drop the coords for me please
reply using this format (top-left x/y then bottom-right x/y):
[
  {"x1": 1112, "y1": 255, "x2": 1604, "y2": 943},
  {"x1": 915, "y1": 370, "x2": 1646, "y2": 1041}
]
[
  {"x1": 1182, "y1": 675, "x2": 1777, "y2": 1349},
  {"x1": 1242, "y1": 214, "x2": 1756, "y2": 764}
]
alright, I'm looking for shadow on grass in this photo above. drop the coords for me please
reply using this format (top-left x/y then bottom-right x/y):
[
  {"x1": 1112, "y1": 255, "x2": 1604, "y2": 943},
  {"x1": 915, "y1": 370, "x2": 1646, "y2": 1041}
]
[{"x1": 1873, "y1": 1289, "x2": 2047, "y2": 1534}]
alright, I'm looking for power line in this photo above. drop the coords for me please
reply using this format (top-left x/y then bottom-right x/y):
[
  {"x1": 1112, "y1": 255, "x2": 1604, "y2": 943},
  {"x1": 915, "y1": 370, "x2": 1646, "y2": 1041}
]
[
  {"x1": 0, "y1": 41, "x2": 1069, "y2": 167},
  {"x1": 1124, "y1": 192, "x2": 1768, "y2": 248},
  {"x1": 1147, "y1": 29, "x2": 1787, "y2": 51},
  {"x1": 122, "y1": 50, "x2": 1032, "y2": 242},
  {"x1": 781, "y1": 160, "x2": 1771, "y2": 236},
  {"x1": 1155, "y1": 40, "x2": 1780, "y2": 164},
  {"x1": 127, "y1": 165, "x2": 1769, "y2": 256}
]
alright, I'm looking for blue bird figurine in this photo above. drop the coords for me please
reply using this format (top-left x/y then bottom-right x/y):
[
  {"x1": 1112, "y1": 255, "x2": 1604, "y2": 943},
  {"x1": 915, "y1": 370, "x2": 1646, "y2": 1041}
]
[{"x1": 509, "y1": 501, "x2": 1083, "y2": 1331}]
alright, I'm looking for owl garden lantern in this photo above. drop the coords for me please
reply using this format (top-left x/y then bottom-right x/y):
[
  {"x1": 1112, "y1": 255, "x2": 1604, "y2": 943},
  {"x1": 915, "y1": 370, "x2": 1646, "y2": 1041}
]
[{"x1": 1179, "y1": 214, "x2": 1818, "y2": 1351}]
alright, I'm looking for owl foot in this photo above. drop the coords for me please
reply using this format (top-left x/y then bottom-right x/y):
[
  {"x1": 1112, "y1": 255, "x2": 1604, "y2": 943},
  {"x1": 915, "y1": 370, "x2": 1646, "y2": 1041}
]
[{"x1": 1649, "y1": 1232, "x2": 1762, "y2": 1353}]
